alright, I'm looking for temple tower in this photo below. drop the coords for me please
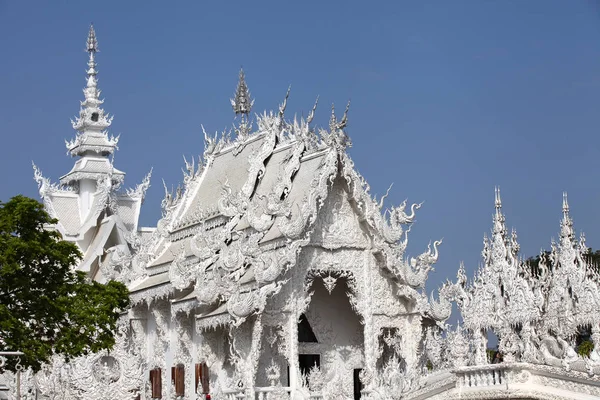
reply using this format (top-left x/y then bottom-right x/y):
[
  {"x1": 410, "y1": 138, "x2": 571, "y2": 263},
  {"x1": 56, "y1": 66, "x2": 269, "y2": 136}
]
[
  {"x1": 32, "y1": 25, "x2": 151, "y2": 279},
  {"x1": 61, "y1": 24, "x2": 123, "y2": 224}
]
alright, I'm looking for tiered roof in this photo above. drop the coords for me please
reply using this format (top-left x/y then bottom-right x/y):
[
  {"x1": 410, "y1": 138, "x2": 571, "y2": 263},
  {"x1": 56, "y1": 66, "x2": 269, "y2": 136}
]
[
  {"x1": 66, "y1": 24, "x2": 118, "y2": 159},
  {"x1": 32, "y1": 25, "x2": 151, "y2": 280},
  {"x1": 131, "y1": 72, "x2": 444, "y2": 330}
]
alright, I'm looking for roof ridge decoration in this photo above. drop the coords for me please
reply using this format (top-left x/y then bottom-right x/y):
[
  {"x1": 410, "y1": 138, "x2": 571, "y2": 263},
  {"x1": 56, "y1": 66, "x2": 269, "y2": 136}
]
[
  {"x1": 141, "y1": 87, "x2": 328, "y2": 302},
  {"x1": 32, "y1": 163, "x2": 62, "y2": 220},
  {"x1": 152, "y1": 91, "x2": 444, "y2": 315},
  {"x1": 338, "y1": 150, "x2": 443, "y2": 305},
  {"x1": 217, "y1": 87, "x2": 294, "y2": 222},
  {"x1": 141, "y1": 80, "x2": 446, "y2": 333},
  {"x1": 322, "y1": 102, "x2": 352, "y2": 151},
  {"x1": 125, "y1": 168, "x2": 153, "y2": 201},
  {"x1": 169, "y1": 86, "x2": 320, "y2": 231}
]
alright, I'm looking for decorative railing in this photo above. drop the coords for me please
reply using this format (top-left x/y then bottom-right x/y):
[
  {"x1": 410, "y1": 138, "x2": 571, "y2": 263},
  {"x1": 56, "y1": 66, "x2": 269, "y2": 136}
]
[
  {"x1": 455, "y1": 364, "x2": 508, "y2": 388},
  {"x1": 255, "y1": 386, "x2": 291, "y2": 399},
  {"x1": 222, "y1": 387, "x2": 323, "y2": 399},
  {"x1": 221, "y1": 364, "x2": 600, "y2": 400}
]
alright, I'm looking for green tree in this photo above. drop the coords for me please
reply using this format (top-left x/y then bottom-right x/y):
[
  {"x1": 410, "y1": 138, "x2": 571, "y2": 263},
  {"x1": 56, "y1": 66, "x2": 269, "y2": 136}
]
[{"x1": 0, "y1": 195, "x2": 130, "y2": 373}]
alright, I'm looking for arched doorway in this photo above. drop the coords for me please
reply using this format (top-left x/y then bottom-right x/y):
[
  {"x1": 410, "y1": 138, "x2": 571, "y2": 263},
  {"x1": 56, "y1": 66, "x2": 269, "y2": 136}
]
[{"x1": 299, "y1": 275, "x2": 364, "y2": 398}]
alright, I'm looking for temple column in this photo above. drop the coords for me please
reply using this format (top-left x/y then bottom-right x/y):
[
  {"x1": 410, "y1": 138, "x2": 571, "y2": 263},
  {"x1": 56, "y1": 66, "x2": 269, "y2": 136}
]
[
  {"x1": 288, "y1": 307, "x2": 300, "y2": 395},
  {"x1": 473, "y1": 328, "x2": 488, "y2": 364},
  {"x1": 362, "y1": 250, "x2": 377, "y2": 391}
]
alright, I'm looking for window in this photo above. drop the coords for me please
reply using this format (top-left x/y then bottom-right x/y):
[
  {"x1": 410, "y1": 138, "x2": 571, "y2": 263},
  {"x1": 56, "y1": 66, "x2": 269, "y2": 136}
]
[
  {"x1": 171, "y1": 364, "x2": 184, "y2": 397},
  {"x1": 91, "y1": 112, "x2": 99, "y2": 122},
  {"x1": 195, "y1": 363, "x2": 210, "y2": 394},
  {"x1": 149, "y1": 368, "x2": 162, "y2": 399}
]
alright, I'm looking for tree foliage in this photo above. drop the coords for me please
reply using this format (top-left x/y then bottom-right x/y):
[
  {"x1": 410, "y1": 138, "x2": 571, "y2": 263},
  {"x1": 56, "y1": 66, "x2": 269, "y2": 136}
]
[{"x1": 0, "y1": 195, "x2": 130, "y2": 373}]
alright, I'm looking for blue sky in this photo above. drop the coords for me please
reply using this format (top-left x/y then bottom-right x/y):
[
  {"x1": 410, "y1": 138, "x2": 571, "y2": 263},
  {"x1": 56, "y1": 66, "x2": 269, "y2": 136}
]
[{"x1": 2, "y1": 1, "x2": 600, "y2": 294}]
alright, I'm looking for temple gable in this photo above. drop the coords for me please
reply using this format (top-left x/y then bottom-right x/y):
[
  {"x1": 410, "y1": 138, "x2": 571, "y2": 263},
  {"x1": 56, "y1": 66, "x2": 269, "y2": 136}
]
[{"x1": 309, "y1": 180, "x2": 370, "y2": 250}]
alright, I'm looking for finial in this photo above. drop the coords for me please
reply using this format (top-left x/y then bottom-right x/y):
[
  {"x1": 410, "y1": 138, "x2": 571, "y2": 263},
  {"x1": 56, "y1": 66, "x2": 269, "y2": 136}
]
[
  {"x1": 231, "y1": 68, "x2": 254, "y2": 118},
  {"x1": 491, "y1": 186, "x2": 506, "y2": 236},
  {"x1": 86, "y1": 24, "x2": 98, "y2": 53},
  {"x1": 306, "y1": 96, "x2": 319, "y2": 125},
  {"x1": 339, "y1": 100, "x2": 350, "y2": 130},
  {"x1": 560, "y1": 191, "x2": 575, "y2": 241},
  {"x1": 562, "y1": 192, "x2": 570, "y2": 216},
  {"x1": 329, "y1": 103, "x2": 337, "y2": 131},
  {"x1": 279, "y1": 85, "x2": 291, "y2": 118},
  {"x1": 85, "y1": 24, "x2": 99, "y2": 82},
  {"x1": 494, "y1": 186, "x2": 502, "y2": 212},
  {"x1": 327, "y1": 102, "x2": 352, "y2": 150},
  {"x1": 329, "y1": 101, "x2": 350, "y2": 132}
]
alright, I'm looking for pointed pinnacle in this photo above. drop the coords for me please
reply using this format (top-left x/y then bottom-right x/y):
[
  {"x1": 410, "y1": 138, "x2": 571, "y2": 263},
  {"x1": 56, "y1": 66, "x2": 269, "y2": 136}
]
[
  {"x1": 231, "y1": 68, "x2": 254, "y2": 116},
  {"x1": 339, "y1": 100, "x2": 350, "y2": 129},
  {"x1": 494, "y1": 186, "x2": 502, "y2": 212},
  {"x1": 306, "y1": 95, "x2": 319, "y2": 125},
  {"x1": 86, "y1": 24, "x2": 98, "y2": 53},
  {"x1": 562, "y1": 192, "x2": 570, "y2": 215},
  {"x1": 330, "y1": 103, "x2": 336, "y2": 124},
  {"x1": 279, "y1": 85, "x2": 291, "y2": 117}
]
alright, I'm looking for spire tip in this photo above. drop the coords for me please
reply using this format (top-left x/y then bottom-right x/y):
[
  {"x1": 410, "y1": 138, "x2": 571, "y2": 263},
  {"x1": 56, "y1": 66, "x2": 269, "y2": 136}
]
[
  {"x1": 86, "y1": 24, "x2": 98, "y2": 53},
  {"x1": 231, "y1": 68, "x2": 254, "y2": 117},
  {"x1": 494, "y1": 186, "x2": 502, "y2": 211},
  {"x1": 562, "y1": 191, "x2": 570, "y2": 215}
]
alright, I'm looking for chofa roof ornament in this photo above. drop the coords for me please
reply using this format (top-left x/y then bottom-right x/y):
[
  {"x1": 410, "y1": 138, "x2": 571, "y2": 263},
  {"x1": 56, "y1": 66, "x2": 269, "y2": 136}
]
[{"x1": 324, "y1": 101, "x2": 351, "y2": 151}]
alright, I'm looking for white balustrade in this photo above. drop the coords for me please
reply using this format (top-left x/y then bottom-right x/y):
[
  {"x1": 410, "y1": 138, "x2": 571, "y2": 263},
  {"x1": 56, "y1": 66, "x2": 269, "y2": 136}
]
[
  {"x1": 253, "y1": 386, "x2": 292, "y2": 399},
  {"x1": 456, "y1": 365, "x2": 507, "y2": 388},
  {"x1": 221, "y1": 386, "x2": 324, "y2": 399}
]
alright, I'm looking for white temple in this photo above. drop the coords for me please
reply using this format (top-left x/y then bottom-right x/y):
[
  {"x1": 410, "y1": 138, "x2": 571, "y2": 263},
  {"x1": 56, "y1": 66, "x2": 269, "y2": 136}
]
[{"x1": 2, "y1": 25, "x2": 600, "y2": 400}]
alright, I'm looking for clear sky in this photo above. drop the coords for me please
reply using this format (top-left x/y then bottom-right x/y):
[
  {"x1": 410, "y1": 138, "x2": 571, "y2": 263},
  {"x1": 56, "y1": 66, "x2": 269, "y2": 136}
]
[{"x1": 2, "y1": 1, "x2": 600, "y2": 295}]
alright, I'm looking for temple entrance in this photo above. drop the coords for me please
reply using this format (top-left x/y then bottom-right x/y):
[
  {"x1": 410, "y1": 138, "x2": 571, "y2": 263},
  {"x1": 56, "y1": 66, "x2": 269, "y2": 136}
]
[{"x1": 299, "y1": 276, "x2": 364, "y2": 398}]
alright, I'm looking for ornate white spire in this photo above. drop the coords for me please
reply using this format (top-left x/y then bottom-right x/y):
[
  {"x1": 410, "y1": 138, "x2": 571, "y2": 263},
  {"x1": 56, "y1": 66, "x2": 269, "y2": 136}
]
[
  {"x1": 61, "y1": 25, "x2": 122, "y2": 186},
  {"x1": 231, "y1": 68, "x2": 254, "y2": 121},
  {"x1": 82, "y1": 24, "x2": 101, "y2": 109},
  {"x1": 560, "y1": 192, "x2": 575, "y2": 245},
  {"x1": 65, "y1": 24, "x2": 118, "y2": 161},
  {"x1": 86, "y1": 23, "x2": 98, "y2": 53},
  {"x1": 494, "y1": 186, "x2": 502, "y2": 213},
  {"x1": 230, "y1": 68, "x2": 255, "y2": 138},
  {"x1": 562, "y1": 191, "x2": 570, "y2": 218},
  {"x1": 492, "y1": 186, "x2": 506, "y2": 236}
]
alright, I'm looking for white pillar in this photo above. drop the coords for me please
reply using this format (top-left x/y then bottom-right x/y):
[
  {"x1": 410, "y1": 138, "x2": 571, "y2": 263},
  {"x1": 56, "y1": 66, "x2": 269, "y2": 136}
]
[{"x1": 288, "y1": 310, "x2": 298, "y2": 395}]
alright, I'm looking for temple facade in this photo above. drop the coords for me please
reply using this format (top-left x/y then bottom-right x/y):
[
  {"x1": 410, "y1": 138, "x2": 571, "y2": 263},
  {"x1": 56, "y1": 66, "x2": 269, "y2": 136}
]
[{"x1": 2, "y1": 26, "x2": 600, "y2": 400}]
